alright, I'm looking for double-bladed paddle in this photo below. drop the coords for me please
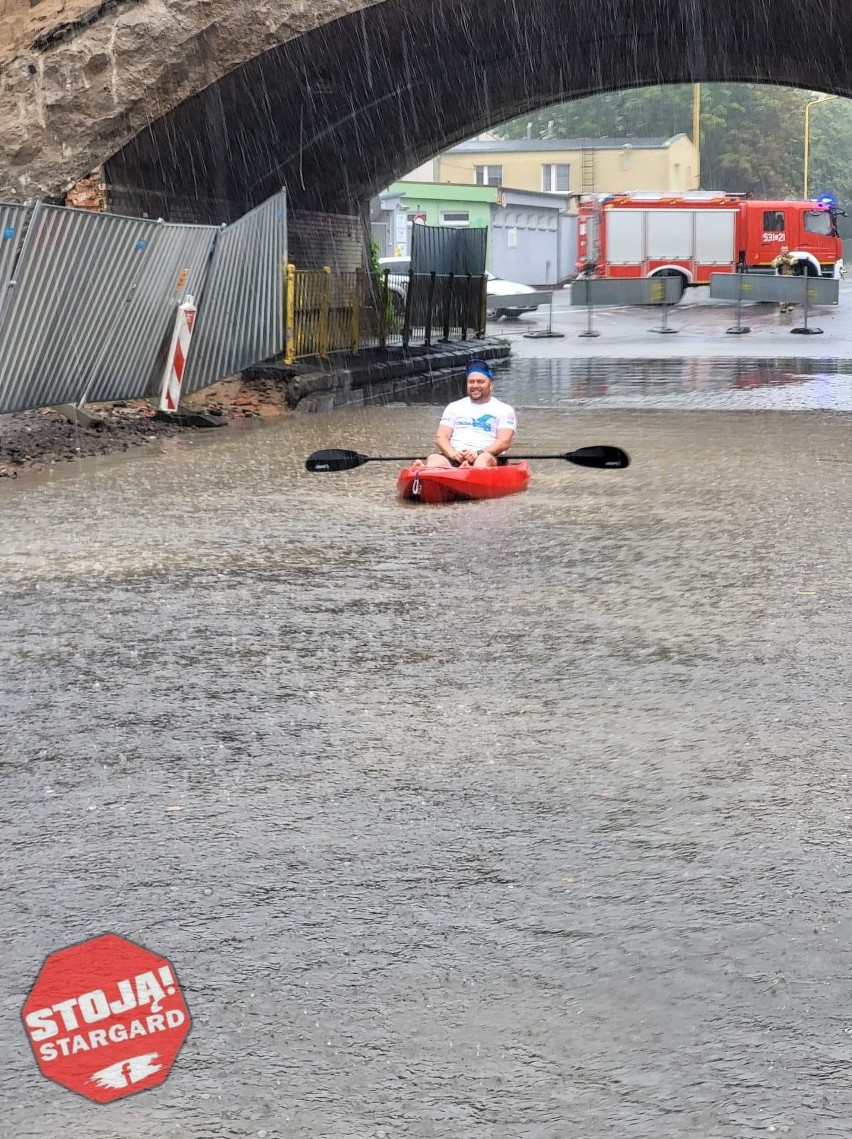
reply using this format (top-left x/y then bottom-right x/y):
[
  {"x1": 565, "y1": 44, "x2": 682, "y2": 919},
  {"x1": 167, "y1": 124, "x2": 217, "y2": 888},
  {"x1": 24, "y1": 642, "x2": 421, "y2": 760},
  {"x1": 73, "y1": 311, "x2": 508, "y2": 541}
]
[{"x1": 305, "y1": 445, "x2": 630, "y2": 472}]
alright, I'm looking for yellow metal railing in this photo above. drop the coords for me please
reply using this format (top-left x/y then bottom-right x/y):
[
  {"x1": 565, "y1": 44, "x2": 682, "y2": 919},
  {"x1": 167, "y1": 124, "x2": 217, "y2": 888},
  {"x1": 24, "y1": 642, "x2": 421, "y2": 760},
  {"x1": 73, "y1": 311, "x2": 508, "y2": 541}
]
[
  {"x1": 284, "y1": 264, "x2": 362, "y2": 364},
  {"x1": 284, "y1": 262, "x2": 487, "y2": 363}
]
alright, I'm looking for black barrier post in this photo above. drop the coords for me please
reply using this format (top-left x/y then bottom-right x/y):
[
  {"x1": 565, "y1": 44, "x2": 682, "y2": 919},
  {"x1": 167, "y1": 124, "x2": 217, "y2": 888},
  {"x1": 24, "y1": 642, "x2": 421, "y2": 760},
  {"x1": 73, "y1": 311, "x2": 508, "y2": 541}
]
[
  {"x1": 649, "y1": 278, "x2": 678, "y2": 334},
  {"x1": 525, "y1": 290, "x2": 565, "y2": 339},
  {"x1": 379, "y1": 269, "x2": 389, "y2": 349},
  {"x1": 792, "y1": 277, "x2": 823, "y2": 335},
  {"x1": 424, "y1": 271, "x2": 436, "y2": 347},
  {"x1": 441, "y1": 273, "x2": 454, "y2": 342},
  {"x1": 726, "y1": 272, "x2": 751, "y2": 336},
  {"x1": 402, "y1": 272, "x2": 414, "y2": 350},
  {"x1": 477, "y1": 274, "x2": 487, "y2": 337},
  {"x1": 578, "y1": 281, "x2": 599, "y2": 338}
]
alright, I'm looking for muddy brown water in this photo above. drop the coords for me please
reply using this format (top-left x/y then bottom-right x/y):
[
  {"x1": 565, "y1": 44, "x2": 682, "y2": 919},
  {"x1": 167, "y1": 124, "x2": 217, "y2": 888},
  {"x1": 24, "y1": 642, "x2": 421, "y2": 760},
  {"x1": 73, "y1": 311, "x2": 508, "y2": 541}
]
[{"x1": 2, "y1": 361, "x2": 852, "y2": 1138}]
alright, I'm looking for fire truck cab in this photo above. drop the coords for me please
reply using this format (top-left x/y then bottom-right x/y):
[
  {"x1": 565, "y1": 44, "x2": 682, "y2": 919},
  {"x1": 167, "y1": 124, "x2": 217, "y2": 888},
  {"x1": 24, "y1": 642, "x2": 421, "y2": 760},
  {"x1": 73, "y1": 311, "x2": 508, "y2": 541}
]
[{"x1": 577, "y1": 192, "x2": 844, "y2": 291}]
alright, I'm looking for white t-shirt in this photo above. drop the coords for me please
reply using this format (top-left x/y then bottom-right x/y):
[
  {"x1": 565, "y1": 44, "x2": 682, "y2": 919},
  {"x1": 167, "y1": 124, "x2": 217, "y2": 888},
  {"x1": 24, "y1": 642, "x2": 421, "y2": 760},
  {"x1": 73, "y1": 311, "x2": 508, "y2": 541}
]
[{"x1": 440, "y1": 396, "x2": 517, "y2": 452}]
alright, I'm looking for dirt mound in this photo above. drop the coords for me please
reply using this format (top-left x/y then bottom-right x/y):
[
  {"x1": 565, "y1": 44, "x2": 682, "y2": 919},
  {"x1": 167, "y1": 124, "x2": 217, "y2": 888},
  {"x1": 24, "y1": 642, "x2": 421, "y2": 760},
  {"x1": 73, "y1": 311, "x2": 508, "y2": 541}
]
[{"x1": 0, "y1": 374, "x2": 290, "y2": 478}]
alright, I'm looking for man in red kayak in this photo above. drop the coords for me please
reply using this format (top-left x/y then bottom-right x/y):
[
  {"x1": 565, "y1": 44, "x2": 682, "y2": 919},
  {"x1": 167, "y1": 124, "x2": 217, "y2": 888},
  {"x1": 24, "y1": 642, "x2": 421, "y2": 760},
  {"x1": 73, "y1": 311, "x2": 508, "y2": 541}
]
[{"x1": 412, "y1": 360, "x2": 517, "y2": 470}]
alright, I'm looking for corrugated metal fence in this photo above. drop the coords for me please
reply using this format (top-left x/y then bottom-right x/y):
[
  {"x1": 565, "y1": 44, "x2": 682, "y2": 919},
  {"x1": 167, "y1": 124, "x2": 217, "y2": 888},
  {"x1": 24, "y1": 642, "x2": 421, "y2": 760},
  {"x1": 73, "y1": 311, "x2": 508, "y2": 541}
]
[
  {"x1": 0, "y1": 190, "x2": 287, "y2": 415},
  {"x1": 183, "y1": 193, "x2": 287, "y2": 396},
  {"x1": 410, "y1": 224, "x2": 487, "y2": 276},
  {"x1": 0, "y1": 204, "x2": 33, "y2": 308}
]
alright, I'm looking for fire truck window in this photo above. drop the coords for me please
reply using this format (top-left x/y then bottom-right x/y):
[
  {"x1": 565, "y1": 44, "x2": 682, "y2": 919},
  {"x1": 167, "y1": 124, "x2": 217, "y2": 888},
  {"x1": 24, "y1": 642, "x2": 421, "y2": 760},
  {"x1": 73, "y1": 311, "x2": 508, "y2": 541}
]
[
  {"x1": 763, "y1": 211, "x2": 786, "y2": 232},
  {"x1": 804, "y1": 210, "x2": 832, "y2": 236}
]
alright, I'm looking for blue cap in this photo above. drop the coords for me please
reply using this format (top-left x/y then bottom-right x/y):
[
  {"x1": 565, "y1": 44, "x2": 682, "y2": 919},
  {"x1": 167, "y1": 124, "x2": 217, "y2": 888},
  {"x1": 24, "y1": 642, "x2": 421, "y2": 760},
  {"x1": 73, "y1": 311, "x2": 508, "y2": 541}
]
[{"x1": 466, "y1": 360, "x2": 493, "y2": 381}]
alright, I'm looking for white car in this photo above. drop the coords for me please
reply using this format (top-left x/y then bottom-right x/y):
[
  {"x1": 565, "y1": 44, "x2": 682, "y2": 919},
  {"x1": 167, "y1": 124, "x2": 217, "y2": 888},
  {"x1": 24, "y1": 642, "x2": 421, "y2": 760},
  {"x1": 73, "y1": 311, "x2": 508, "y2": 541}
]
[
  {"x1": 483, "y1": 272, "x2": 542, "y2": 319},
  {"x1": 377, "y1": 256, "x2": 412, "y2": 317},
  {"x1": 377, "y1": 258, "x2": 541, "y2": 320}
]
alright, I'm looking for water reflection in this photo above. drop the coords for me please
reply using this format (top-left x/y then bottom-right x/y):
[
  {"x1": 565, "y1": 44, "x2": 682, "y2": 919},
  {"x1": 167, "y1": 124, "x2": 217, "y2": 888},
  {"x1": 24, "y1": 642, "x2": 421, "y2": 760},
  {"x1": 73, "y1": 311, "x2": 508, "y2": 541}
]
[{"x1": 392, "y1": 356, "x2": 852, "y2": 412}]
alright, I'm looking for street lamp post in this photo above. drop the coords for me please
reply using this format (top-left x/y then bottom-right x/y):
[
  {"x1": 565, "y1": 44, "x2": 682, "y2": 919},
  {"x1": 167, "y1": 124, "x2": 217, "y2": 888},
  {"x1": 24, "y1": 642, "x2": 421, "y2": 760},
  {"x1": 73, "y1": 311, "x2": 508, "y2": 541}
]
[
  {"x1": 693, "y1": 83, "x2": 701, "y2": 190},
  {"x1": 804, "y1": 94, "x2": 838, "y2": 199}
]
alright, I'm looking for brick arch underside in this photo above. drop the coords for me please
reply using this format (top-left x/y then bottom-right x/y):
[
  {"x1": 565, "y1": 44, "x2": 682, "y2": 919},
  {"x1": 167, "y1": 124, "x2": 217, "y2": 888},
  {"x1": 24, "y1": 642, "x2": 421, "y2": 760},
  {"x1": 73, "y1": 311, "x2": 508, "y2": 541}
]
[{"x1": 104, "y1": 0, "x2": 852, "y2": 222}]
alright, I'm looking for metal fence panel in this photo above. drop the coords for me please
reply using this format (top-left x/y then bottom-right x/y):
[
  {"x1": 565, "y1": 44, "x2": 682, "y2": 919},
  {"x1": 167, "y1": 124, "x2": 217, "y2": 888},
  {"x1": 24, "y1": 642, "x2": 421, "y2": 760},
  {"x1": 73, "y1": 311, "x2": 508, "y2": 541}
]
[
  {"x1": 292, "y1": 269, "x2": 325, "y2": 360},
  {"x1": 403, "y1": 273, "x2": 484, "y2": 346},
  {"x1": 183, "y1": 191, "x2": 287, "y2": 394},
  {"x1": 288, "y1": 268, "x2": 487, "y2": 358},
  {"x1": 0, "y1": 204, "x2": 147, "y2": 413},
  {"x1": 87, "y1": 222, "x2": 217, "y2": 403},
  {"x1": 571, "y1": 276, "x2": 682, "y2": 307},
  {"x1": 709, "y1": 273, "x2": 840, "y2": 305},
  {"x1": 487, "y1": 290, "x2": 551, "y2": 310},
  {"x1": 327, "y1": 270, "x2": 359, "y2": 354},
  {"x1": 287, "y1": 266, "x2": 360, "y2": 361},
  {"x1": 0, "y1": 203, "x2": 32, "y2": 309},
  {"x1": 0, "y1": 204, "x2": 217, "y2": 413},
  {"x1": 410, "y1": 225, "x2": 487, "y2": 276}
]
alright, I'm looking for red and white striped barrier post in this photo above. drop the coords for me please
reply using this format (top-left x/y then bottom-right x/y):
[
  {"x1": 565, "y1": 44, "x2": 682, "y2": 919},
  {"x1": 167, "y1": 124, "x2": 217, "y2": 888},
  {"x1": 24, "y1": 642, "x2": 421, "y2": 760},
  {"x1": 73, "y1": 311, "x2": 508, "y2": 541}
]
[{"x1": 159, "y1": 295, "x2": 197, "y2": 412}]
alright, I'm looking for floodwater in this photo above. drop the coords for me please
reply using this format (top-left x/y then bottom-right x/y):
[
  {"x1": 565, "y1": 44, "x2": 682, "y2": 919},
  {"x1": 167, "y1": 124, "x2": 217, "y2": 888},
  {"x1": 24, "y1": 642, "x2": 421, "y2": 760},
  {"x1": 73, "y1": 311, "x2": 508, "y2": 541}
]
[
  {"x1": 415, "y1": 356, "x2": 852, "y2": 412},
  {"x1": 2, "y1": 359, "x2": 852, "y2": 1139}
]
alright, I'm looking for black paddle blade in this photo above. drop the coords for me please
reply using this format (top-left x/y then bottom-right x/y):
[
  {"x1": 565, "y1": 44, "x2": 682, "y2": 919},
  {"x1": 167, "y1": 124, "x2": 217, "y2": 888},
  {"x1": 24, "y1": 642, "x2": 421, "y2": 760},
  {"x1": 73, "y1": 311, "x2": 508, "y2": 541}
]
[
  {"x1": 305, "y1": 449, "x2": 370, "y2": 472},
  {"x1": 567, "y1": 445, "x2": 630, "y2": 470}
]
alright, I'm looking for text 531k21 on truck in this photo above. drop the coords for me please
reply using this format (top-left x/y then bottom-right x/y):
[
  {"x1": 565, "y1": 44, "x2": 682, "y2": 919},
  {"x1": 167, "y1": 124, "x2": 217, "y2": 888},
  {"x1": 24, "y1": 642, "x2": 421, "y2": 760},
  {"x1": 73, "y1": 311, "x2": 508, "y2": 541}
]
[{"x1": 577, "y1": 191, "x2": 844, "y2": 292}]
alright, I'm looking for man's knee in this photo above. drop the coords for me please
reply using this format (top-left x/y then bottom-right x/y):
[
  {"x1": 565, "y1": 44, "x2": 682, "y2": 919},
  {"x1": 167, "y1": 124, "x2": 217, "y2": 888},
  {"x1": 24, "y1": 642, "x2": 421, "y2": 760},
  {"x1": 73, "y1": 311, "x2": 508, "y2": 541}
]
[
  {"x1": 426, "y1": 453, "x2": 452, "y2": 468},
  {"x1": 473, "y1": 452, "x2": 497, "y2": 468}
]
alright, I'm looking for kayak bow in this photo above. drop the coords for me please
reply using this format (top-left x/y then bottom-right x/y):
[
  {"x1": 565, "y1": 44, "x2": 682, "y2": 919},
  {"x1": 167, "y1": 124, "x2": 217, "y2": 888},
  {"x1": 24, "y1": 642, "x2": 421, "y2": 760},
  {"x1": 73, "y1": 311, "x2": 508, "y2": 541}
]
[{"x1": 397, "y1": 462, "x2": 531, "y2": 503}]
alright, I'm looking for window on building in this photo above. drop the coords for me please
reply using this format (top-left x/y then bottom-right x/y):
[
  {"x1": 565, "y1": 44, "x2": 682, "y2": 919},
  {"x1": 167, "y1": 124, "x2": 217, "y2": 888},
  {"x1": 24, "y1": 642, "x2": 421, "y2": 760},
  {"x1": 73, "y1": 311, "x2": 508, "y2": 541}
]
[
  {"x1": 474, "y1": 165, "x2": 502, "y2": 187},
  {"x1": 542, "y1": 163, "x2": 570, "y2": 192},
  {"x1": 764, "y1": 210, "x2": 786, "y2": 232},
  {"x1": 441, "y1": 210, "x2": 470, "y2": 227}
]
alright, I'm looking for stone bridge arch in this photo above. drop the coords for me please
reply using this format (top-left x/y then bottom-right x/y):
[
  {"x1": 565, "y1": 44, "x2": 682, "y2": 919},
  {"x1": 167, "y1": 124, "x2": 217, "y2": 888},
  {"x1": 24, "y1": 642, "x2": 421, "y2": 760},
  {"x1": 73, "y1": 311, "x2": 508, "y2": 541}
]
[{"x1": 2, "y1": 0, "x2": 851, "y2": 217}]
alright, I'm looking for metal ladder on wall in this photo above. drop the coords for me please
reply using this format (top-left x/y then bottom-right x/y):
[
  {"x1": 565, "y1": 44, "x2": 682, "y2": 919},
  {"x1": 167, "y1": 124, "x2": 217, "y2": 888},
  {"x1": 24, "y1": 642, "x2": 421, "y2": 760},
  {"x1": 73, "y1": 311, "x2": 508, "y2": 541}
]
[{"x1": 581, "y1": 148, "x2": 596, "y2": 193}]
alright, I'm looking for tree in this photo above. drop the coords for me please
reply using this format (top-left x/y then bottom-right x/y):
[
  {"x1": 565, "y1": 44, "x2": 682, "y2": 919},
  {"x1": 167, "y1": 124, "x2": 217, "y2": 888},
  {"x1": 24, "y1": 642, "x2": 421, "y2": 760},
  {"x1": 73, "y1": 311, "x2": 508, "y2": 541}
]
[{"x1": 496, "y1": 85, "x2": 852, "y2": 206}]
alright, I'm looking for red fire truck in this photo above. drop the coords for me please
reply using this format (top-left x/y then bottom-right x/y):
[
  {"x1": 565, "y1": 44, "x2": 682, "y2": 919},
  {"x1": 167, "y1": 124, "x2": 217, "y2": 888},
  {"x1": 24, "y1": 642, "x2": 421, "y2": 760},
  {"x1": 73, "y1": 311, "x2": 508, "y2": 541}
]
[{"x1": 577, "y1": 192, "x2": 844, "y2": 290}]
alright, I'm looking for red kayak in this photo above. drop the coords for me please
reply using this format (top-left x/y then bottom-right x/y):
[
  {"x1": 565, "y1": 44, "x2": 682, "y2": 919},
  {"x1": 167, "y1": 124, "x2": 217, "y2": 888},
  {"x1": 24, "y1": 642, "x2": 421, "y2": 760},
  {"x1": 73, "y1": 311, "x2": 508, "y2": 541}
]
[{"x1": 397, "y1": 462, "x2": 531, "y2": 503}]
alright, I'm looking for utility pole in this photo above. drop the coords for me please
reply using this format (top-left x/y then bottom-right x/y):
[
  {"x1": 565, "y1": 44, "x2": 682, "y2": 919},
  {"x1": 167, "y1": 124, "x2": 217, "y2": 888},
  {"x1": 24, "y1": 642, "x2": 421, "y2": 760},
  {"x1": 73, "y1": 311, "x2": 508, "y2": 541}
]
[
  {"x1": 804, "y1": 94, "x2": 837, "y2": 199},
  {"x1": 692, "y1": 83, "x2": 701, "y2": 189}
]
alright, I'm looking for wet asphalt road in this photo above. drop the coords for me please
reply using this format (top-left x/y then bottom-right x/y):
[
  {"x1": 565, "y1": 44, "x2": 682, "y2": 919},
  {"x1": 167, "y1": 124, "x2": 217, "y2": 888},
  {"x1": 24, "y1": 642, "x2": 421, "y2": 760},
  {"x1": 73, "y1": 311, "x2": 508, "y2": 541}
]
[
  {"x1": 497, "y1": 281, "x2": 852, "y2": 359},
  {"x1": 2, "y1": 361, "x2": 852, "y2": 1138}
]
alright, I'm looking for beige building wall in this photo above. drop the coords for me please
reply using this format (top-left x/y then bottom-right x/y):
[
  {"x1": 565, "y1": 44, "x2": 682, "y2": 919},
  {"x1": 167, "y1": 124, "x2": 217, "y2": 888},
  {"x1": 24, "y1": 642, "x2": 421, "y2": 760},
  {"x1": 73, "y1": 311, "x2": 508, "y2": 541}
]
[
  {"x1": 430, "y1": 135, "x2": 697, "y2": 194},
  {"x1": 589, "y1": 136, "x2": 695, "y2": 192},
  {"x1": 399, "y1": 159, "x2": 439, "y2": 182}
]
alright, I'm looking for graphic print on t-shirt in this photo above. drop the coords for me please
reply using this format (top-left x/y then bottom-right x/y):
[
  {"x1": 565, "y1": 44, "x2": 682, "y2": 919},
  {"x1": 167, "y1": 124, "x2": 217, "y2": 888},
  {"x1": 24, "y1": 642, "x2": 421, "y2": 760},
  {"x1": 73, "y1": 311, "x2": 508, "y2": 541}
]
[{"x1": 440, "y1": 397, "x2": 517, "y2": 453}]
